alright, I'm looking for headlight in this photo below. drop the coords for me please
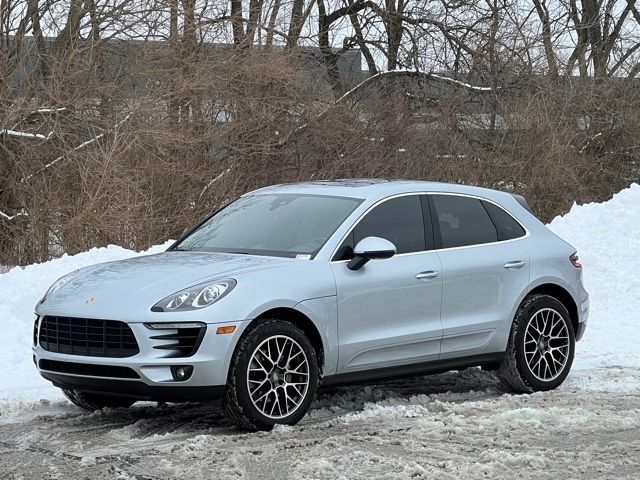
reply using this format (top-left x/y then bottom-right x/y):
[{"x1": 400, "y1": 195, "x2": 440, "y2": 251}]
[
  {"x1": 40, "y1": 270, "x2": 79, "y2": 303},
  {"x1": 151, "y1": 279, "x2": 236, "y2": 312}
]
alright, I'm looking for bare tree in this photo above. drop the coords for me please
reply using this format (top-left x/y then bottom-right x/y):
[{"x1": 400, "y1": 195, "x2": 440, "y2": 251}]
[{"x1": 2, "y1": 0, "x2": 640, "y2": 267}]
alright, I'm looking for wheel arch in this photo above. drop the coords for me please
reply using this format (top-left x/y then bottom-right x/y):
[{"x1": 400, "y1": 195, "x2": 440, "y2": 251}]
[
  {"x1": 240, "y1": 307, "x2": 326, "y2": 375},
  {"x1": 526, "y1": 283, "x2": 579, "y2": 334}
]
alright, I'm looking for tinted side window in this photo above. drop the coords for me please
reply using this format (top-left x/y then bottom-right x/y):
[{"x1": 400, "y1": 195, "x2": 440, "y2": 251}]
[
  {"x1": 482, "y1": 201, "x2": 526, "y2": 240},
  {"x1": 431, "y1": 195, "x2": 498, "y2": 248},
  {"x1": 345, "y1": 195, "x2": 426, "y2": 255}
]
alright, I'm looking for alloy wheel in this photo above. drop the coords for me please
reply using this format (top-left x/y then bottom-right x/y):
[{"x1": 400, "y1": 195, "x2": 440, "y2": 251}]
[
  {"x1": 523, "y1": 308, "x2": 570, "y2": 381},
  {"x1": 246, "y1": 335, "x2": 310, "y2": 419}
]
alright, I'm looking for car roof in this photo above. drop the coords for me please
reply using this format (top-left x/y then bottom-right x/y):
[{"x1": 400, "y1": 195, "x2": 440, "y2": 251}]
[{"x1": 248, "y1": 179, "x2": 514, "y2": 203}]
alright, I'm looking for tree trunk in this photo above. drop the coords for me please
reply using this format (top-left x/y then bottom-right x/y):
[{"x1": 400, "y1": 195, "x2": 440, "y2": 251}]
[
  {"x1": 582, "y1": 0, "x2": 606, "y2": 77},
  {"x1": 532, "y1": 0, "x2": 559, "y2": 78},
  {"x1": 265, "y1": 0, "x2": 282, "y2": 47},
  {"x1": 384, "y1": 0, "x2": 404, "y2": 70},
  {"x1": 349, "y1": 10, "x2": 377, "y2": 74},
  {"x1": 168, "y1": 0, "x2": 180, "y2": 125},
  {"x1": 231, "y1": 0, "x2": 246, "y2": 46},
  {"x1": 317, "y1": 0, "x2": 343, "y2": 96},
  {"x1": 287, "y1": 0, "x2": 306, "y2": 48},
  {"x1": 245, "y1": 0, "x2": 264, "y2": 47}
]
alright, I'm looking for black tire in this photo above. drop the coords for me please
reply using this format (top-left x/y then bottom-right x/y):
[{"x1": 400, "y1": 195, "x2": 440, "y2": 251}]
[
  {"x1": 497, "y1": 294, "x2": 575, "y2": 393},
  {"x1": 223, "y1": 319, "x2": 319, "y2": 431},
  {"x1": 62, "y1": 389, "x2": 136, "y2": 411}
]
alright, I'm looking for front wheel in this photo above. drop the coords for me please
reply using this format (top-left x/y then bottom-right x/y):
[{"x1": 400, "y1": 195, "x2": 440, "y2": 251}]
[
  {"x1": 62, "y1": 389, "x2": 136, "y2": 410},
  {"x1": 223, "y1": 320, "x2": 319, "y2": 431},
  {"x1": 497, "y1": 294, "x2": 575, "y2": 393}
]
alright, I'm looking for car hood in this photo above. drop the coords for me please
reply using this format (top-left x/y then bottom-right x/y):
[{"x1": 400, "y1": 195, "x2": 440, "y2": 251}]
[{"x1": 37, "y1": 251, "x2": 292, "y2": 317}]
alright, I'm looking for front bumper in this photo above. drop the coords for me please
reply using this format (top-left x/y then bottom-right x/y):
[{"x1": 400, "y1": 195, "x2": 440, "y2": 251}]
[
  {"x1": 40, "y1": 371, "x2": 225, "y2": 404},
  {"x1": 33, "y1": 319, "x2": 250, "y2": 402}
]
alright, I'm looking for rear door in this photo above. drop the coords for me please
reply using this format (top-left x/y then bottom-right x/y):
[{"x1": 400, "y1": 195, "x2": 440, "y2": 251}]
[
  {"x1": 331, "y1": 194, "x2": 443, "y2": 373},
  {"x1": 428, "y1": 194, "x2": 530, "y2": 359}
]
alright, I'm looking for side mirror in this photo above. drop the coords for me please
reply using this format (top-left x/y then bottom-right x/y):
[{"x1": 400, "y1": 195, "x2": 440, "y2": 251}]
[{"x1": 347, "y1": 237, "x2": 396, "y2": 271}]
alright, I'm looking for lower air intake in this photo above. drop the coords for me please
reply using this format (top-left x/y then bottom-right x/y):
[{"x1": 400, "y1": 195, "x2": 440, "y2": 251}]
[
  {"x1": 39, "y1": 359, "x2": 140, "y2": 379},
  {"x1": 148, "y1": 323, "x2": 206, "y2": 357}
]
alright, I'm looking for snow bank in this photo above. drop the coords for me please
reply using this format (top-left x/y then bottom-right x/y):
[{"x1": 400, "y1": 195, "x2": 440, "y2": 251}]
[
  {"x1": 547, "y1": 183, "x2": 640, "y2": 388},
  {"x1": 0, "y1": 241, "x2": 173, "y2": 401},
  {"x1": 1, "y1": 183, "x2": 639, "y2": 404}
]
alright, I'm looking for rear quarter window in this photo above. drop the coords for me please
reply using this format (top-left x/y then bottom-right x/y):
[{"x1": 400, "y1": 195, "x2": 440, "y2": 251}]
[{"x1": 482, "y1": 201, "x2": 526, "y2": 241}]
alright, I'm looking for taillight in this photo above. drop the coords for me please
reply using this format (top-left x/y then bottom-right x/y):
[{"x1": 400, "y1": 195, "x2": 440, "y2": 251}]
[{"x1": 570, "y1": 252, "x2": 582, "y2": 268}]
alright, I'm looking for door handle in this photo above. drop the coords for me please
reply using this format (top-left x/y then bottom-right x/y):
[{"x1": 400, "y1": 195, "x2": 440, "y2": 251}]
[
  {"x1": 416, "y1": 270, "x2": 440, "y2": 280},
  {"x1": 504, "y1": 260, "x2": 526, "y2": 269}
]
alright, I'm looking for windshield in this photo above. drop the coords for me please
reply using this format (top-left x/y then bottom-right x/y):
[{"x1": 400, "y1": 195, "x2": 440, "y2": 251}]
[{"x1": 175, "y1": 194, "x2": 363, "y2": 258}]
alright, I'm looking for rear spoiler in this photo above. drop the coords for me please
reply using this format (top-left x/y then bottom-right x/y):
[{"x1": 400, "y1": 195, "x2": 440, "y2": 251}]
[{"x1": 512, "y1": 194, "x2": 535, "y2": 215}]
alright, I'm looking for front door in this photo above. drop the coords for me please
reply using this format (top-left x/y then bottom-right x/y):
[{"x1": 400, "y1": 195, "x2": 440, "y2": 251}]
[{"x1": 331, "y1": 194, "x2": 443, "y2": 373}]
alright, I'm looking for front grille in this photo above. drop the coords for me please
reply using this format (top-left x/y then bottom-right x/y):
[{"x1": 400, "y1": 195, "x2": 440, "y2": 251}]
[
  {"x1": 39, "y1": 359, "x2": 140, "y2": 379},
  {"x1": 39, "y1": 316, "x2": 140, "y2": 358},
  {"x1": 148, "y1": 323, "x2": 206, "y2": 357}
]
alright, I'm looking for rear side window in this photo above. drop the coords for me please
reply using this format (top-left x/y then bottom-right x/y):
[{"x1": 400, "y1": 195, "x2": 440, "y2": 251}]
[
  {"x1": 431, "y1": 195, "x2": 498, "y2": 248},
  {"x1": 336, "y1": 195, "x2": 426, "y2": 258},
  {"x1": 482, "y1": 201, "x2": 526, "y2": 240}
]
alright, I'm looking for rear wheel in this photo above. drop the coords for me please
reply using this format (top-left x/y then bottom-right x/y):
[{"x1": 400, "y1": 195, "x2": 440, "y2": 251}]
[
  {"x1": 62, "y1": 389, "x2": 136, "y2": 410},
  {"x1": 224, "y1": 319, "x2": 319, "y2": 431},
  {"x1": 497, "y1": 294, "x2": 575, "y2": 393}
]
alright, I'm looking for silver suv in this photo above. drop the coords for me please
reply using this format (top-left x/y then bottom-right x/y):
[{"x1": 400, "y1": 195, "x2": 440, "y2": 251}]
[{"x1": 33, "y1": 180, "x2": 589, "y2": 430}]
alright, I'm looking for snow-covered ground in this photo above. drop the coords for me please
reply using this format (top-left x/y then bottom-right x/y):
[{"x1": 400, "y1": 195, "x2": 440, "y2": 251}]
[{"x1": 1, "y1": 185, "x2": 639, "y2": 479}]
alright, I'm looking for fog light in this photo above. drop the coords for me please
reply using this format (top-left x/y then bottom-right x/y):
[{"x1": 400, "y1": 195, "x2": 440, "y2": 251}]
[{"x1": 170, "y1": 365, "x2": 193, "y2": 382}]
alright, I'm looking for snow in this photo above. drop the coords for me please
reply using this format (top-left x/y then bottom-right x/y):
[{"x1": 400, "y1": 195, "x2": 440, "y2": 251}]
[
  {"x1": 547, "y1": 183, "x2": 640, "y2": 389},
  {"x1": 2, "y1": 377, "x2": 637, "y2": 478},
  {"x1": 0, "y1": 129, "x2": 53, "y2": 140},
  {"x1": 21, "y1": 112, "x2": 132, "y2": 182},
  {"x1": 428, "y1": 72, "x2": 494, "y2": 91},
  {"x1": 337, "y1": 69, "x2": 493, "y2": 105},
  {"x1": 0, "y1": 241, "x2": 173, "y2": 403},
  {"x1": 0, "y1": 182, "x2": 639, "y2": 410},
  {"x1": 198, "y1": 167, "x2": 231, "y2": 199},
  {"x1": 32, "y1": 107, "x2": 67, "y2": 114},
  {"x1": 0, "y1": 208, "x2": 28, "y2": 221}
]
